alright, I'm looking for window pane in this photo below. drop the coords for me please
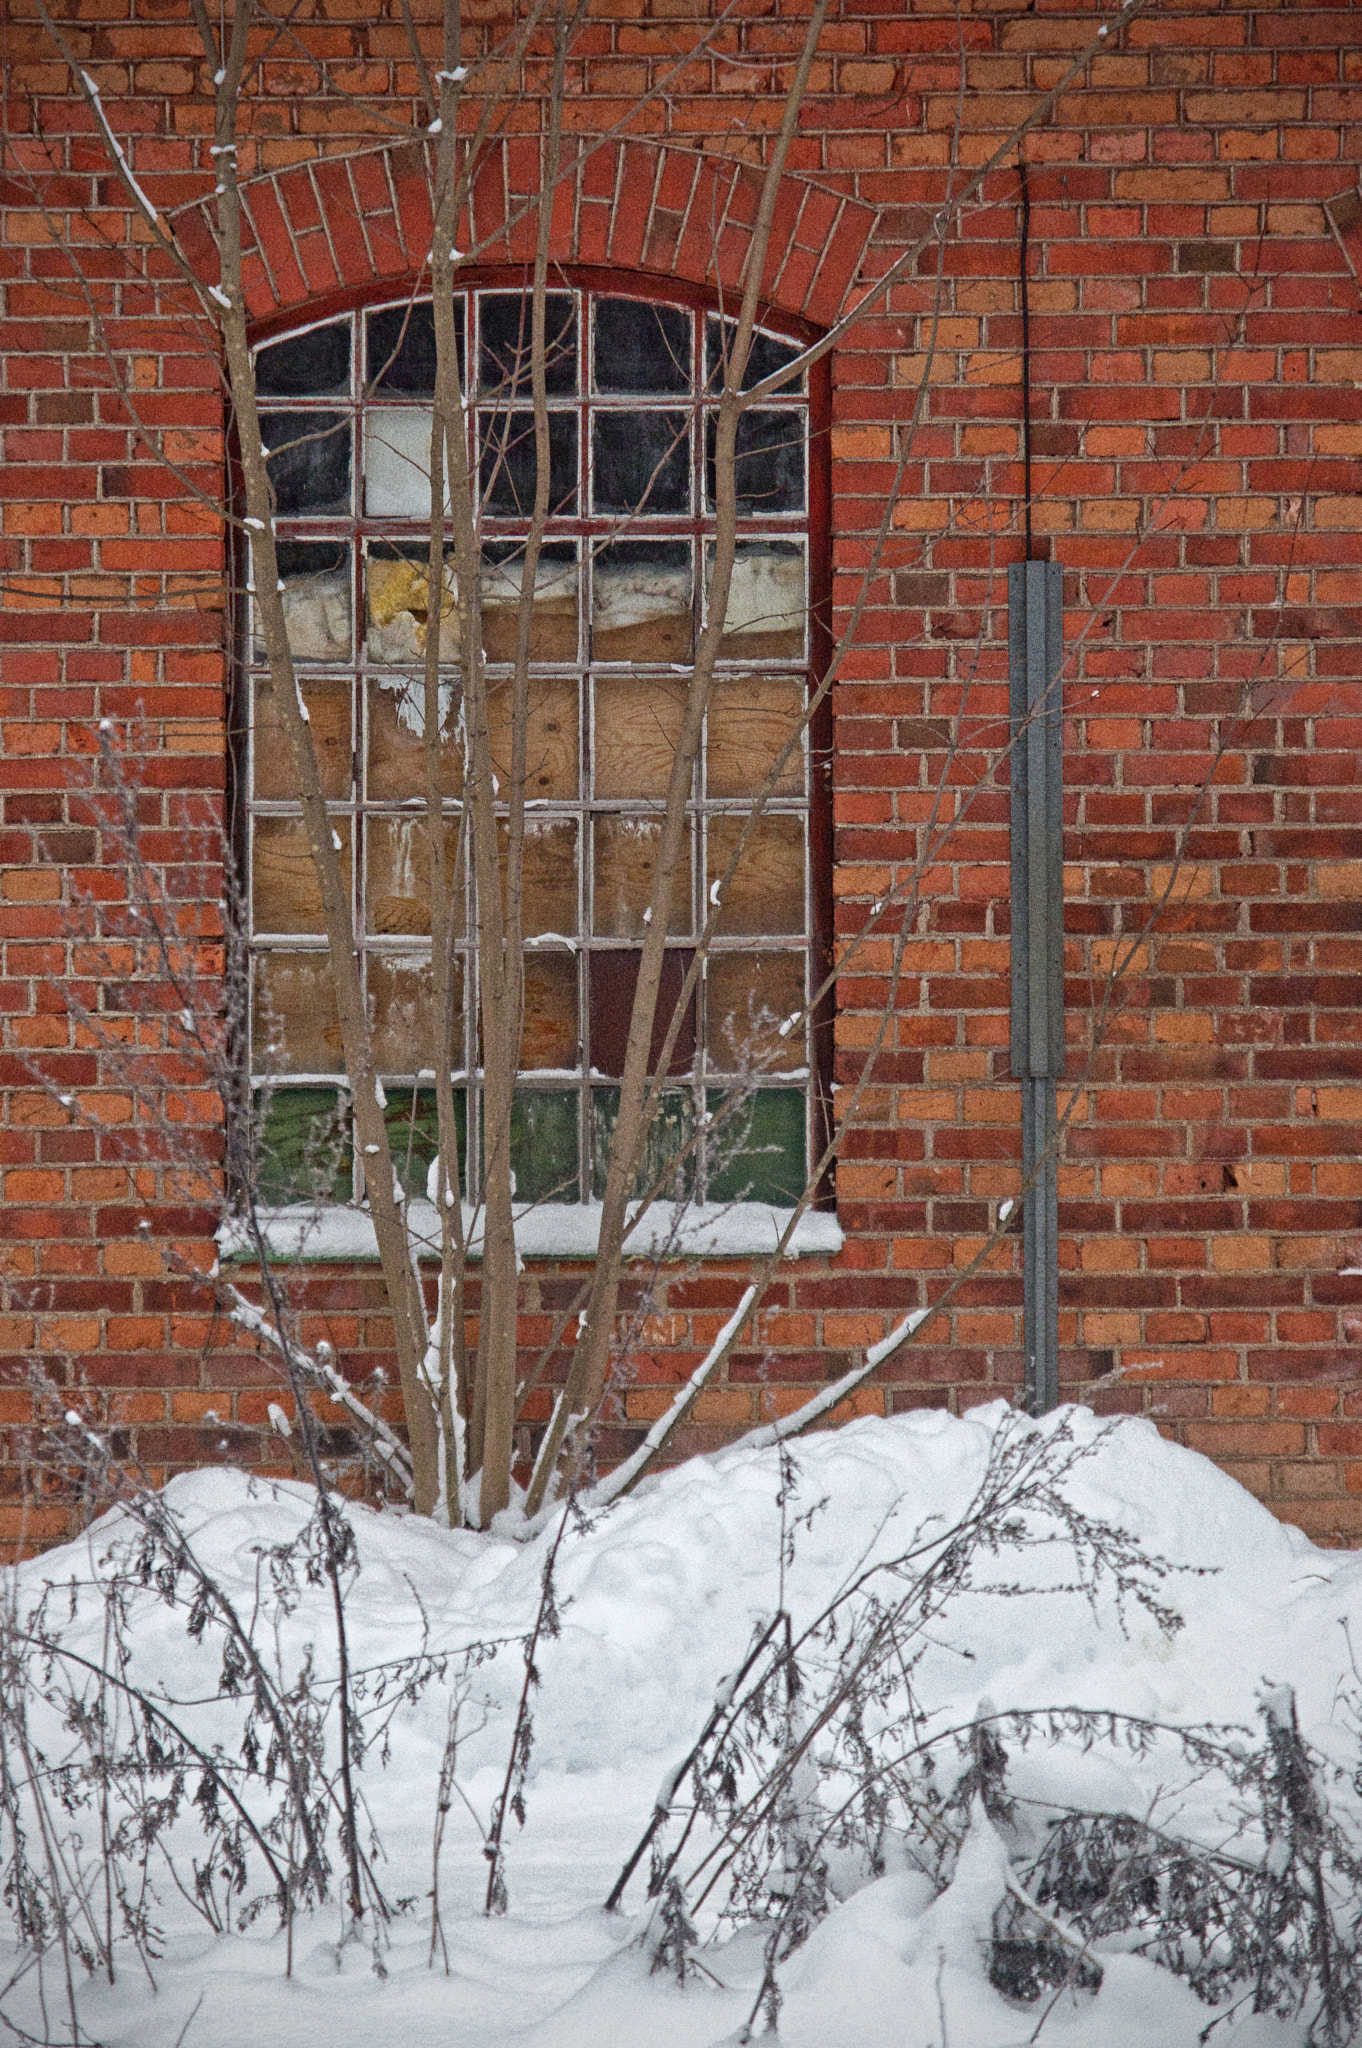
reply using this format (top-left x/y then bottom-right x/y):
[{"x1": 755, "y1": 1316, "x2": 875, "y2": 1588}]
[
  {"x1": 253, "y1": 816, "x2": 351, "y2": 936},
  {"x1": 706, "y1": 952, "x2": 805, "y2": 1073},
  {"x1": 260, "y1": 542, "x2": 352, "y2": 664},
  {"x1": 252, "y1": 954, "x2": 344, "y2": 1072},
  {"x1": 591, "y1": 411, "x2": 690, "y2": 516},
  {"x1": 591, "y1": 540, "x2": 692, "y2": 663},
  {"x1": 712, "y1": 541, "x2": 805, "y2": 661},
  {"x1": 591, "y1": 1087, "x2": 693, "y2": 1200},
  {"x1": 256, "y1": 1087, "x2": 352, "y2": 1203},
  {"x1": 706, "y1": 814, "x2": 804, "y2": 936},
  {"x1": 589, "y1": 949, "x2": 695, "y2": 1079},
  {"x1": 594, "y1": 298, "x2": 690, "y2": 393},
  {"x1": 252, "y1": 678, "x2": 351, "y2": 800},
  {"x1": 486, "y1": 675, "x2": 579, "y2": 801},
  {"x1": 364, "y1": 408, "x2": 450, "y2": 519},
  {"x1": 366, "y1": 677, "x2": 463, "y2": 800},
  {"x1": 479, "y1": 293, "x2": 577, "y2": 396},
  {"x1": 706, "y1": 409, "x2": 804, "y2": 514},
  {"x1": 366, "y1": 544, "x2": 457, "y2": 664},
  {"x1": 262, "y1": 410, "x2": 351, "y2": 516},
  {"x1": 706, "y1": 1088, "x2": 805, "y2": 1205},
  {"x1": 366, "y1": 301, "x2": 462, "y2": 396},
  {"x1": 521, "y1": 953, "x2": 579, "y2": 1070},
  {"x1": 593, "y1": 816, "x2": 692, "y2": 938},
  {"x1": 706, "y1": 676, "x2": 804, "y2": 798},
  {"x1": 479, "y1": 411, "x2": 578, "y2": 517},
  {"x1": 382, "y1": 1085, "x2": 464, "y2": 1199},
  {"x1": 593, "y1": 673, "x2": 688, "y2": 801},
  {"x1": 705, "y1": 317, "x2": 804, "y2": 393},
  {"x1": 368, "y1": 951, "x2": 464, "y2": 1073},
  {"x1": 257, "y1": 320, "x2": 350, "y2": 398},
  {"x1": 497, "y1": 818, "x2": 579, "y2": 938},
  {"x1": 479, "y1": 544, "x2": 579, "y2": 663},
  {"x1": 366, "y1": 816, "x2": 464, "y2": 936},
  {"x1": 508, "y1": 1091, "x2": 579, "y2": 1202}
]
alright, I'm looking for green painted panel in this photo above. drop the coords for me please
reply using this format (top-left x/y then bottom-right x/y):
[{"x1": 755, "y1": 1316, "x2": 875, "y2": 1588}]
[
  {"x1": 706, "y1": 1088, "x2": 805, "y2": 1206},
  {"x1": 255, "y1": 1087, "x2": 353, "y2": 1205},
  {"x1": 508, "y1": 1091, "x2": 579, "y2": 1203},
  {"x1": 591, "y1": 1088, "x2": 694, "y2": 1201},
  {"x1": 384, "y1": 1087, "x2": 465, "y2": 1200}
]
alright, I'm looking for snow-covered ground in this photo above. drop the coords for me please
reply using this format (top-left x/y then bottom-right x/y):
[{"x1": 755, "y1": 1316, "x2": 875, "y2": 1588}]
[{"x1": 4, "y1": 1401, "x2": 1356, "y2": 2047}]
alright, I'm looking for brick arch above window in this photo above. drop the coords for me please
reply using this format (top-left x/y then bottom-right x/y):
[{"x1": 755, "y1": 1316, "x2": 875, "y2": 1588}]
[{"x1": 168, "y1": 137, "x2": 880, "y2": 334}]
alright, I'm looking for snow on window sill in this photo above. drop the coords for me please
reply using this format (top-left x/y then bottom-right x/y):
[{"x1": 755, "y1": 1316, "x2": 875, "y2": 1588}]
[{"x1": 217, "y1": 1199, "x2": 844, "y2": 1266}]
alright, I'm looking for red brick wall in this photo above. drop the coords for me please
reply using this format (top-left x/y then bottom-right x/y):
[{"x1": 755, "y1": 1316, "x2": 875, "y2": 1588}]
[{"x1": 2, "y1": 0, "x2": 1361, "y2": 1550}]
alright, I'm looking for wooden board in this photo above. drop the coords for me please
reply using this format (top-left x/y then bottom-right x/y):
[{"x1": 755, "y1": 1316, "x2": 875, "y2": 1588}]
[
  {"x1": 252, "y1": 817, "x2": 351, "y2": 935},
  {"x1": 706, "y1": 814, "x2": 804, "y2": 936}
]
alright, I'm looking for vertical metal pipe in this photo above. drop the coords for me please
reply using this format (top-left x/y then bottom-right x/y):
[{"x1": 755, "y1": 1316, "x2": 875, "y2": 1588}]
[
  {"x1": 1009, "y1": 560, "x2": 1064, "y2": 1414},
  {"x1": 1020, "y1": 159, "x2": 1033, "y2": 562},
  {"x1": 1021, "y1": 1077, "x2": 1059, "y2": 1415}
]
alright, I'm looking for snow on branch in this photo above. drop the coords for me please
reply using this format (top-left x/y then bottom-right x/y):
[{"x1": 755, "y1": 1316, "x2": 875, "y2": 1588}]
[
  {"x1": 80, "y1": 71, "x2": 160, "y2": 227},
  {"x1": 225, "y1": 1283, "x2": 415, "y2": 1496},
  {"x1": 733, "y1": 1308, "x2": 931, "y2": 1454},
  {"x1": 588, "y1": 1285, "x2": 759, "y2": 1509}
]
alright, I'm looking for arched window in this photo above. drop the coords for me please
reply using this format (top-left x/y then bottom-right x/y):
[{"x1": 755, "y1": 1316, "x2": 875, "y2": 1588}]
[{"x1": 244, "y1": 281, "x2": 825, "y2": 1212}]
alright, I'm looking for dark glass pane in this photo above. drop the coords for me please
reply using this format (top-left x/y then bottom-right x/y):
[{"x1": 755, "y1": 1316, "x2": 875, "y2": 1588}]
[
  {"x1": 479, "y1": 292, "x2": 577, "y2": 396},
  {"x1": 256, "y1": 320, "x2": 350, "y2": 398},
  {"x1": 263, "y1": 541, "x2": 352, "y2": 664},
  {"x1": 255, "y1": 1086, "x2": 352, "y2": 1204},
  {"x1": 589, "y1": 948, "x2": 695, "y2": 1079},
  {"x1": 591, "y1": 1088, "x2": 693, "y2": 1200},
  {"x1": 366, "y1": 301, "x2": 462, "y2": 395},
  {"x1": 706, "y1": 1087, "x2": 805, "y2": 1205},
  {"x1": 594, "y1": 298, "x2": 690, "y2": 393},
  {"x1": 592, "y1": 411, "x2": 690, "y2": 516},
  {"x1": 383, "y1": 1086, "x2": 464, "y2": 1199},
  {"x1": 591, "y1": 540, "x2": 692, "y2": 663},
  {"x1": 479, "y1": 410, "x2": 578, "y2": 517},
  {"x1": 507, "y1": 1091, "x2": 579, "y2": 1202},
  {"x1": 706, "y1": 409, "x2": 804, "y2": 514},
  {"x1": 261, "y1": 410, "x2": 351, "y2": 516},
  {"x1": 705, "y1": 317, "x2": 804, "y2": 393}
]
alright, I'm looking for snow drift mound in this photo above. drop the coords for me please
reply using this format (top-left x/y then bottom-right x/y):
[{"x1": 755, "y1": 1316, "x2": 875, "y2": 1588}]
[
  {"x1": 7, "y1": 1402, "x2": 1360, "y2": 2048},
  {"x1": 32, "y1": 1400, "x2": 1329, "y2": 1766}
]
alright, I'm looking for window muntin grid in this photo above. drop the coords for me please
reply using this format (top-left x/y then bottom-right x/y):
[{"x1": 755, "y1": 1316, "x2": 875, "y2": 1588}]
[{"x1": 246, "y1": 286, "x2": 814, "y2": 1208}]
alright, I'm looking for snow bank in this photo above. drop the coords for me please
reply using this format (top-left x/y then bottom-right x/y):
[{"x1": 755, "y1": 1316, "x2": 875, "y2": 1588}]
[{"x1": 5, "y1": 1402, "x2": 1353, "y2": 2047}]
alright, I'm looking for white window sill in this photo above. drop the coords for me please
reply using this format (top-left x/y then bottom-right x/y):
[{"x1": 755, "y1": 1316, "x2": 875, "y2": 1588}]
[{"x1": 218, "y1": 1199, "x2": 844, "y2": 1265}]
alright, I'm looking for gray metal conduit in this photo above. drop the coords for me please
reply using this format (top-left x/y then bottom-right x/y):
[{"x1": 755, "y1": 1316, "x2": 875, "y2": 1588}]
[{"x1": 1008, "y1": 560, "x2": 1064, "y2": 1415}]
